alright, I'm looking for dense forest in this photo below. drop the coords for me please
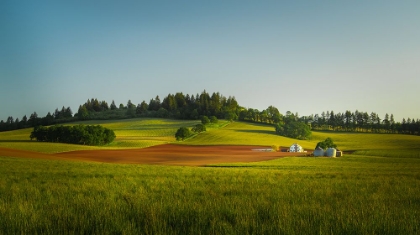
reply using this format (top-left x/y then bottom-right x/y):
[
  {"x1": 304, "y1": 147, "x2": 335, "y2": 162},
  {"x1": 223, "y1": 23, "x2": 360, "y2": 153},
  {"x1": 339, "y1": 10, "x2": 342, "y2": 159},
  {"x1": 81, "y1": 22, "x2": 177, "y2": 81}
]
[{"x1": 1, "y1": 90, "x2": 419, "y2": 137}]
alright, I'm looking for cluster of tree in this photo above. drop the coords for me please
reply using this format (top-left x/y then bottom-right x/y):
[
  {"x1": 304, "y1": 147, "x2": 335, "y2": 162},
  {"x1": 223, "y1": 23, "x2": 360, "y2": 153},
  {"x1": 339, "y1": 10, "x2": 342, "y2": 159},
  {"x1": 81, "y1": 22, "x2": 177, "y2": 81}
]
[
  {"x1": 236, "y1": 106, "x2": 312, "y2": 139},
  {"x1": 315, "y1": 137, "x2": 337, "y2": 149},
  {"x1": 30, "y1": 125, "x2": 115, "y2": 146},
  {"x1": 274, "y1": 112, "x2": 312, "y2": 140},
  {"x1": 301, "y1": 110, "x2": 420, "y2": 135},
  {"x1": 175, "y1": 115, "x2": 219, "y2": 141},
  {"x1": 238, "y1": 105, "x2": 282, "y2": 124},
  {"x1": 73, "y1": 91, "x2": 241, "y2": 121}
]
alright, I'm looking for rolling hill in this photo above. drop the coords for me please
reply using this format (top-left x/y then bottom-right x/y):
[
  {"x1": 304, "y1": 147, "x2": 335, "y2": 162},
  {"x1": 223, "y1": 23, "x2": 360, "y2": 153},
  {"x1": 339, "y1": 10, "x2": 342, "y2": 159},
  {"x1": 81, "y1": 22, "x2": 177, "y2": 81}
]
[{"x1": 1, "y1": 118, "x2": 419, "y2": 158}]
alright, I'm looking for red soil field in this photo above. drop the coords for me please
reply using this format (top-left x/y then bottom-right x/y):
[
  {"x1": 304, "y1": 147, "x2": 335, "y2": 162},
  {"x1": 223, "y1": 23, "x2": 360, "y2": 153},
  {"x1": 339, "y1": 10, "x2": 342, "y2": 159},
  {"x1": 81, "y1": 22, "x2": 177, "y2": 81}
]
[{"x1": 0, "y1": 145, "x2": 308, "y2": 166}]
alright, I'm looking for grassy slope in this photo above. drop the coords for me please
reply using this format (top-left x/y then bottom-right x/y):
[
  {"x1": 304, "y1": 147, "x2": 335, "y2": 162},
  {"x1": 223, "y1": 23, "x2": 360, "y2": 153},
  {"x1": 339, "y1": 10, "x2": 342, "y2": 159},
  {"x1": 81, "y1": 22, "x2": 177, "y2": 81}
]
[
  {"x1": 311, "y1": 131, "x2": 420, "y2": 158},
  {"x1": 0, "y1": 118, "x2": 200, "y2": 153},
  {"x1": 1, "y1": 119, "x2": 420, "y2": 158},
  {"x1": 184, "y1": 121, "x2": 420, "y2": 158},
  {"x1": 182, "y1": 121, "x2": 314, "y2": 148}
]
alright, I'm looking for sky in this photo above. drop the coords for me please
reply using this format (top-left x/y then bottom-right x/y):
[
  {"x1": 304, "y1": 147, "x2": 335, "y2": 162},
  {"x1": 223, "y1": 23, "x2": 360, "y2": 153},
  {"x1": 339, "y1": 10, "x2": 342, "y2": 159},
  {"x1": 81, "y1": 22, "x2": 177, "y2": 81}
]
[{"x1": 1, "y1": 0, "x2": 419, "y2": 122}]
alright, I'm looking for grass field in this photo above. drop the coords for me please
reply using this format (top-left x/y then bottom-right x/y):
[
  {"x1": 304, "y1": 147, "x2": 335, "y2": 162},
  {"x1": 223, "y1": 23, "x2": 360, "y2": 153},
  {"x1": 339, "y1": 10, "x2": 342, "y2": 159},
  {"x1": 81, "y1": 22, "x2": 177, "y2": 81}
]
[
  {"x1": 1, "y1": 119, "x2": 420, "y2": 159},
  {"x1": 0, "y1": 118, "x2": 202, "y2": 153},
  {"x1": 182, "y1": 121, "x2": 314, "y2": 148},
  {"x1": 183, "y1": 121, "x2": 420, "y2": 158},
  {"x1": 1, "y1": 119, "x2": 420, "y2": 233},
  {"x1": 0, "y1": 155, "x2": 419, "y2": 234}
]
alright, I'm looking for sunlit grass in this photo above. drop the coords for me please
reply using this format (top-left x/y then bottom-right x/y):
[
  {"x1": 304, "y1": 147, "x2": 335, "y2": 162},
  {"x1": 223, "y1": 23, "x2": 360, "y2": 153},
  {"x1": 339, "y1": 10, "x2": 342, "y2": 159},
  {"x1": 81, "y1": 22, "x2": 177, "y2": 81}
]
[
  {"x1": 311, "y1": 131, "x2": 420, "y2": 158},
  {"x1": 1, "y1": 119, "x2": 420, "y2": 158},
  {"x1": 0, "y1": 118, "x2": 201, "y2": 153},
  {"x1": 1, "y1": 120, "x2": 419, "y2": 233},
  {"x1": 182, "y1": 121, "x2": 314, "y2": 148},
  {"x1": 0, "y1": 155, "x2": 419, "y2": 234},
  {"x1": 183, "y1": 122, "x2": 420, "y2": 158}
]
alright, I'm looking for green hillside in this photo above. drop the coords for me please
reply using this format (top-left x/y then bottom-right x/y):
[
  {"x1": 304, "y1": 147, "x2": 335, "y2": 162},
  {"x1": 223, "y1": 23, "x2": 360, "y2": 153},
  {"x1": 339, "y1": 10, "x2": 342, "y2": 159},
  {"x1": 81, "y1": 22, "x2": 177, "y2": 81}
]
[
  {"x1": 183, "y1": 121, "x2": 420, "y2": 158},
  {"x1": 0, "y1": 118, "x2": 200, "y2": 153},
  {"x1": 182, "y1": 121, "x2": 314, "y2": 149},
  {"x1": 311, "y1": 131, "x2": 420, "y2": 158},
  {"x1": 1, "y1": 118, "x2": 420, "y2": 158}
]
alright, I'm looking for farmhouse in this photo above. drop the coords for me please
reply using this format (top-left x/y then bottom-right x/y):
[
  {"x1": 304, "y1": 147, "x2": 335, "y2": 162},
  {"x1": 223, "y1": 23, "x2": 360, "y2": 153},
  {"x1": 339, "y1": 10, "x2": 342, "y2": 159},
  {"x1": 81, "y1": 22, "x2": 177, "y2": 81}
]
[{"x1": 289, "y1": 143, "x2": 304, "y2": 152}]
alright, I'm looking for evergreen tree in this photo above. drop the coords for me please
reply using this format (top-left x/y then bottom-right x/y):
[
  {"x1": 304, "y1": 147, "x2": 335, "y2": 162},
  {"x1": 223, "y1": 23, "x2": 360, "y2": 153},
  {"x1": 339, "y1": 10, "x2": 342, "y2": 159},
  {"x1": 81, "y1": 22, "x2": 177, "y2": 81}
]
[{"x1": 110, "y1": 100, "x2": 117, "y2": 110}]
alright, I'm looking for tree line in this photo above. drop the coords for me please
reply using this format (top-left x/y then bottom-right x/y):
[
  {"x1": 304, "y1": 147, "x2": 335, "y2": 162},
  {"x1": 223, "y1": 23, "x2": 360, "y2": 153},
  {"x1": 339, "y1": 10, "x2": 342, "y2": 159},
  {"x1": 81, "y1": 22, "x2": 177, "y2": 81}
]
[
  {"x1": 0, "y1": 106, "x2": 75, "y2": 132},
  {"x1": 1, "y1": 91, "x2": 419, "y2": 138},
  {"x1": 30, "y1": 125, "x2": 115, "y2": 146},
  {"x1": 300, "y1": 110, "x2": 420, "y2": 135},
  {"x1": 0, "y1": 91, "x2": 240, "y2": 132},
  {"x1": 73, "y1": 91, "x2": 241, "y2": 121}
]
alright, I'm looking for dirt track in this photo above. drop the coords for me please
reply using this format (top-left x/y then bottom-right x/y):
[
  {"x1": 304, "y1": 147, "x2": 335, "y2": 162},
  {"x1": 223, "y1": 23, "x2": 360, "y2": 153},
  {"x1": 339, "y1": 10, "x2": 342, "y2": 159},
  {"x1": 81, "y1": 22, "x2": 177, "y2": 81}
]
[{"x1": 0, "y1": 144, "x2": 308, "y2": 166}]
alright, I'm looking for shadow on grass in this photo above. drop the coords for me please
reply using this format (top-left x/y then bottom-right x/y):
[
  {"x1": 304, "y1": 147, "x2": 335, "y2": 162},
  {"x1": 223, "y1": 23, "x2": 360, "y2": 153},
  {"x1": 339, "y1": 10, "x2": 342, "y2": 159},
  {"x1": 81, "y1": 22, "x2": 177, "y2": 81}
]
[
  {"x1": 235, "y1": 129, "x2": 278, "y2": 136},
  {"x1": 0, "y1": 140, "x2": 33, "y2": 143},
  {"x1": 237, "y1": 121, "x2": 275, "y2": 128}
]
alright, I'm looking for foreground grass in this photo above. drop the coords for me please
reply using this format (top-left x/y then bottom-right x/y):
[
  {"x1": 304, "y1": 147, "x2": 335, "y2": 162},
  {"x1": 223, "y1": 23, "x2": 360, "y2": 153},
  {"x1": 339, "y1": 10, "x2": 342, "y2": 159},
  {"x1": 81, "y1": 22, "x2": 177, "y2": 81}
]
[{"x1": 1, "y1": 155, "x2": 419, "y2": 234}]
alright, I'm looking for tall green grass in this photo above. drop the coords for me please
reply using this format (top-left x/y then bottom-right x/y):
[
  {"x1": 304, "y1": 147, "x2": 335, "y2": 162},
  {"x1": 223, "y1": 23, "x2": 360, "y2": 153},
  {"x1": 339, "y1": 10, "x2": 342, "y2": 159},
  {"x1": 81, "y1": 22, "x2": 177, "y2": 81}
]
[{"x1": 0, "y1": 155, "x2": 419, "y2": 234}]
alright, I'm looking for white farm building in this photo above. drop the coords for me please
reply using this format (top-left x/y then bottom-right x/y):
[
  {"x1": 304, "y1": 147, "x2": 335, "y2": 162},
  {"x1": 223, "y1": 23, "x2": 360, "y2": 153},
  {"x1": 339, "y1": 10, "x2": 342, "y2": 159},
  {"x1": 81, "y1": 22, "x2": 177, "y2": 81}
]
[{"x1": 289, "y1": 143, "x2": 304, "y2": 152}]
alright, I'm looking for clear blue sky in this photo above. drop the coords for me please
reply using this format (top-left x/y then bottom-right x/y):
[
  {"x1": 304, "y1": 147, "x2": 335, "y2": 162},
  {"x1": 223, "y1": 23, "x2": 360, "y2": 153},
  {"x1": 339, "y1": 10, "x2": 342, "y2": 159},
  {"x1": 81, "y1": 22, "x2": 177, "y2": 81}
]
[{"x1": 1, "y1": 0, "x2": 419, "y2": 122}]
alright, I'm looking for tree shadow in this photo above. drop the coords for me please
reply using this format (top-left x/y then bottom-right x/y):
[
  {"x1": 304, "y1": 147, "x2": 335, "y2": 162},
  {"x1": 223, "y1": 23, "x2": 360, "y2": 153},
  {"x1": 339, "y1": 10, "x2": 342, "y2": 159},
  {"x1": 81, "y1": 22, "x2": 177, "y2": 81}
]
[
  {"x1": 235, "y1": 129, "x2": 278, "y2": 136},
  {"x1": 0, "y1": 140, "x2": 33, "y2": 143},
  {"x1": 238, "y1": 121, "x2": 275, "y2": 128}
]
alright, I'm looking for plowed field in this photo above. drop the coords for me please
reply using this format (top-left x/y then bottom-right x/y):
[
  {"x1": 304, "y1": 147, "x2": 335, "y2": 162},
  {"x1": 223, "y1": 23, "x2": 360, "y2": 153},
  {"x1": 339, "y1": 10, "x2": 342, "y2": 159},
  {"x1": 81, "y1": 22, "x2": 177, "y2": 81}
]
[{"x1": 0, "y1": 145, "x2": 308, "y2": 166}]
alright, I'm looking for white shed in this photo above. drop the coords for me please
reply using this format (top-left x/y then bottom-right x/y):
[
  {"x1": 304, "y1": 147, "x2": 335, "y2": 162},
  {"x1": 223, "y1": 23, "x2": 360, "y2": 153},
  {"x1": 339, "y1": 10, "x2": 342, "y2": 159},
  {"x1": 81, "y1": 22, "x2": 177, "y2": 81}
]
[{"x1": 289, "y1": 143, "x2": 304, "y2": 152}]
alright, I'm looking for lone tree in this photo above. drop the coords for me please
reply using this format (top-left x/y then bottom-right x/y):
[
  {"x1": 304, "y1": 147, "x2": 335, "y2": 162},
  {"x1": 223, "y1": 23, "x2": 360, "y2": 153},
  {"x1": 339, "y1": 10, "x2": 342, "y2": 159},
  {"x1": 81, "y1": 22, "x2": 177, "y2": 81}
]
[
  {"x1": 175, "y1": 127, "x2": 192, "y2": 141},
  {"x1": 210, "y1": 116, "x2": 218, "y2": 124},
  {"x1": 201, "y1": 116, "x2": 210, "y2": 125},
  {"x1": 192, "y1": 123, "x2": 206, "y2": 133}
]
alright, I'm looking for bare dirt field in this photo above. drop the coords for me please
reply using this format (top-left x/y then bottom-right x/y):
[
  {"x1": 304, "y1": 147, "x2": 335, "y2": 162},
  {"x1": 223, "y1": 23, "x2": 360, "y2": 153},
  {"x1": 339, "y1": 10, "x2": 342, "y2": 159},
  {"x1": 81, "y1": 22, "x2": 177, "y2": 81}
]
[{"x1": 0, "y1": 145, "x2": 308, "y2": 166}]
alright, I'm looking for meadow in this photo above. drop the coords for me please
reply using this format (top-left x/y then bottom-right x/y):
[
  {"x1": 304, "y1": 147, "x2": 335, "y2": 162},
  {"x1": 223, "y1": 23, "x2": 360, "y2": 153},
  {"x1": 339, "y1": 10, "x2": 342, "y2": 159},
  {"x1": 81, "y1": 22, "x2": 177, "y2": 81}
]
[
  {"x1": 1, "y1": 155, "x2": 419, "y2": 234},
  {"x1": 0, "y1": 118, "x2": 202, "y2": 153},
  {"x1": 183, "y1": 121, "x2": 420, "y2": 158},
  {"x1": 1, "y1": 118, "x2": 420, "y2": 234}
]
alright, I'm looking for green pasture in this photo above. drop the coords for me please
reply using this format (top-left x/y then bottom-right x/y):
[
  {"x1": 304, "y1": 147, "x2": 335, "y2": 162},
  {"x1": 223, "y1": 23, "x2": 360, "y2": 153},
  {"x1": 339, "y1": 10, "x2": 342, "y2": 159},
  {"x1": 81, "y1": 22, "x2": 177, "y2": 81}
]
[
  {"x1": 0, "y1": 155, "x2": 419, "y2": 234},
  {"x1": 1, "y1": 119, "x2": 420, "y2": 158},
  {"x1": 1, "y1": 119, "x2": 420, "y2": 233},
  {"x1": 182, "y1": 121, "x2": 314, "y2": 149},
  {"x1": 0, "y1": 118, "x2": 201, "y2": 153},
  {"x1": 83, "y1": 118, "x2": 201, "y2": 148},
  {"x1": 310, "y1": 131, "x2": 420, "y2": 158},
  {"x1": 183, "y1": 122, "x2": 420, "y2": 158}
]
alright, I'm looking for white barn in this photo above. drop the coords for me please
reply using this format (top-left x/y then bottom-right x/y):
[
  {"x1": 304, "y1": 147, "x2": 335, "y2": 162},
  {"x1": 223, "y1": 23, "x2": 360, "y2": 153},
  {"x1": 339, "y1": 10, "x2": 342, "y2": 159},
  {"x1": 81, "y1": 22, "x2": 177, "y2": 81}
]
[{"x1": 289, "y1": 143, "x2": 304, "y2": 152}]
